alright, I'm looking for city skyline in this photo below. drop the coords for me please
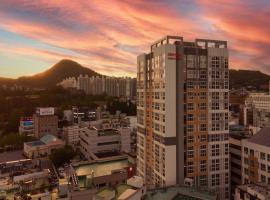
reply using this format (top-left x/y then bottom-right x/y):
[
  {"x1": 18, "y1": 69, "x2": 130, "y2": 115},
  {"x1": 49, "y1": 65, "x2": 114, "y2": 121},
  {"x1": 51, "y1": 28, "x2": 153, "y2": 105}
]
[{"x1": 0, "y1": 0, "x2": 270, "y2": 78}]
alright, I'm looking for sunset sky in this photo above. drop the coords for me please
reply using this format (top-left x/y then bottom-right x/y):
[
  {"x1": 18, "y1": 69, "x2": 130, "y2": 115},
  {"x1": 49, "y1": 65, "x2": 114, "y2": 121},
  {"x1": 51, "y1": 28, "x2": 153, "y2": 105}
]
[{"x1": 0, "y1": 0, "x2": 269, "y2": 78}]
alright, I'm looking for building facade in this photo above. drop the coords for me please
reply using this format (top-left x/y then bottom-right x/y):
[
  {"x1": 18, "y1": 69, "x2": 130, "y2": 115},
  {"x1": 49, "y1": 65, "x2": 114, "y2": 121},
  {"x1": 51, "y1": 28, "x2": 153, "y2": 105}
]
[
  {"x1": 137, "y1": 36, "x2": 229, "y2": 199},
  {"x1": 60, "y1": 75, "x2": 136, "y2": 99},
  {"x1": 33, "y1": 107, "x2": 58, "y2": 138},
  {"x1": 244, "y1": 93, "x2": 270, "y2": 128},
  {"x1": 63, "y1": 125, "x2": 80, "y2": 147},
  {"x1": 229, "y1": 126, "x2": 251, "y2": 198},
  {"x1": 241, "y1": 127, "x2": 270, "y2": 185},
  {"x1": 79, "y1": 122, "x2": 131, "y2": 160}
]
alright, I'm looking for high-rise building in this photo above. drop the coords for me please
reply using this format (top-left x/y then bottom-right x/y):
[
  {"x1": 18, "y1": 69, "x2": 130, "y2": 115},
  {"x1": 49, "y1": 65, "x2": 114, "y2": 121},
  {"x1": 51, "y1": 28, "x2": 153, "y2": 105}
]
[{"x1": 137, "y1": 36, "x2": 229, "y2": 199}]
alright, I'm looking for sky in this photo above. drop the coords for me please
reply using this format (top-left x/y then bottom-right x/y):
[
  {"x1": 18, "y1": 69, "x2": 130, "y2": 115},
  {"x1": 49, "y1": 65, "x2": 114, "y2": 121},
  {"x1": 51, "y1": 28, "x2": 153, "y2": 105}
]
[{"x1": 0, "y1": 0, "x2": 270, "y2": 78}]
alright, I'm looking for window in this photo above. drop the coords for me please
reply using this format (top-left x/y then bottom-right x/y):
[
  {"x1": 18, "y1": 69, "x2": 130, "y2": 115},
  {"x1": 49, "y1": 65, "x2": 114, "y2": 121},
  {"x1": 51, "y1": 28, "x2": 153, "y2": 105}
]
[
  {"x1": 244, "y1": 147, "x2": 248, "y2": 154},
  {"x1": 187, "y1": 162, "x2": 194, "y2": 173},
  {"x1": 200, "y1": 135, "x2": 207, "y2": 142},
  {"x1": 187, "y1": 125, "x2": 194, "y2": 133},
  {"x1": 211, "y1": 144, "x2": 220, "y2": 157},
  {"x1": 199, "y1": 103, "x2": 207, "y2": 110},
  {"x1": 187, "y1": 114, "x2": 194, "y2": 121},
  {"x1": 200, "y1": 160, "x2": 207, "y2": 172},
  {"x1": 200, "y1": 145, "x2": 207, "y2": 157},
  {"x1": 261, "y1": 152, "x2": 266, "y2": 160},
  {"x1": 211, "y1": 159, "x2": 220, "y2": 171},
  {"x1": 261, "y1": 175, "x2": 266, "y2": 183},
  {"x1": 187, "y1": 103, "x2": 194, "y2": 111},
  {"x1": 187, "y1": 146, "x2": 194, "y2": 158},
  {"x1": 187, "y1": 135, "x2": 194, "y2": 143},
  {"x1": 261, "y1": 163, "x2": 266, "y2": 171},
  {"x1": 200, "y1": 124, "x2": 207, "y2": 131}
]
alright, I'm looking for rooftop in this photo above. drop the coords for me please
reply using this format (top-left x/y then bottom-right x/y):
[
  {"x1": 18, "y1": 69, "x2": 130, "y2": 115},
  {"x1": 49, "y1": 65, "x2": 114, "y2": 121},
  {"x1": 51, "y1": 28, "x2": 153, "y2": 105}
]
[
  {"x1": 238, "y1": 183, "x2": 270, "y2": 199},
  {"x1": 247, "y1": 127, "x2": 270, "y2": 147},
  {"x1": 40, "y1": 134, "x2": 58, "y2": 144},
  {"x1": 74, "y1": 158, "x2": 129, "y2": 177},
  {"x1": 145, "y1": 186, "x2": 216, "y2": 200}
]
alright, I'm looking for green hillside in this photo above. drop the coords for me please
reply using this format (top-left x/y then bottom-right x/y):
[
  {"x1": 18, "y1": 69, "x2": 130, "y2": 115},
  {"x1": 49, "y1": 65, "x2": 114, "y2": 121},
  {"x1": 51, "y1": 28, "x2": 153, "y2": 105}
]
[{"x1": 230, "y1": 69, "x2": 270, "y2": 89}]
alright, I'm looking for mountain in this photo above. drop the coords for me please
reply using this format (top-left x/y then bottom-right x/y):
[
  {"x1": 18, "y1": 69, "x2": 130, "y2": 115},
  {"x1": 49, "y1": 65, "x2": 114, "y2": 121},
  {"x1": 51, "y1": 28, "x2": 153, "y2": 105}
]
[
  {"x1": 0, "y1": 60, "x2": 269, "y2": 89},
  {"x1": 0, "y1": 59, "x2": 100, "y2": 88},
  {"x1": 229, "y1": 69, "x2": 270, "y2": 89}
]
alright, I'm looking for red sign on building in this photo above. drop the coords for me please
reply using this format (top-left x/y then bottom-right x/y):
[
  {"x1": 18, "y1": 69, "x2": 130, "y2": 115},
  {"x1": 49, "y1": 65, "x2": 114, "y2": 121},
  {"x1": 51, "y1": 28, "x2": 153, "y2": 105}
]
[{"x1": 168, "y1": 53, "x2": 181, "y2": 60}]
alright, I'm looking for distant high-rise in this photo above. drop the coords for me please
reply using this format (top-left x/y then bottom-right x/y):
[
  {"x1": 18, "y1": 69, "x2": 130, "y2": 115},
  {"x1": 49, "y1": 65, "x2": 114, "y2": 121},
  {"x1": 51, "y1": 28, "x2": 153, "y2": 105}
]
[{"x1": 137, "y1": 36, "x2": 229, "y2": 199}]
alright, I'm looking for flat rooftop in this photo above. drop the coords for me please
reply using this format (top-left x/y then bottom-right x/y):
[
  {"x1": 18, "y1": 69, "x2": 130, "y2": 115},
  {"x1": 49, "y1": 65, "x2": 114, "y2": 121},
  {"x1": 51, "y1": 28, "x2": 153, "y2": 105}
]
[
  {"x1": 74, "y1": 158, "x2": 129, "y2": 177},
  {"x1": 0, "y1": 151, "x2": 24, "y2": 163},
  {"x1": 145, "y1": 186, "x2": 216, "y2": 200}
]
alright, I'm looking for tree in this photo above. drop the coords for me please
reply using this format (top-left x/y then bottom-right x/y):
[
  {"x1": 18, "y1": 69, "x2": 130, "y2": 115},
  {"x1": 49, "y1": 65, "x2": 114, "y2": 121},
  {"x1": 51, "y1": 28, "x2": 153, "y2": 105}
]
[{"x1": 49, "y1": 145, "x2": 76, "y2": 168}]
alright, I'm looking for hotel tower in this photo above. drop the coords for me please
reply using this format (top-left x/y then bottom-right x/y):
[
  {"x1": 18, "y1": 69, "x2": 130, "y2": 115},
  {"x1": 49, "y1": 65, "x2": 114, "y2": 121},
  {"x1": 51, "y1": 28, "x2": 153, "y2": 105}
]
[{"x1": 136, "y1": 36, "x2": 230, "y2": 199}]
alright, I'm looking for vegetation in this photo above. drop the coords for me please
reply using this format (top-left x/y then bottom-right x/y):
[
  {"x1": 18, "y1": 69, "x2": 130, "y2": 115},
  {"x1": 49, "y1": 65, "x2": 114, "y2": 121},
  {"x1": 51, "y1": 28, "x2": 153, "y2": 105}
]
[
  {"x1": 0, "y1": 59, "x2": 100, "y2": 88},
  {"x1": 0, "y1": 133, "x2": 36, "y2": 149},
  {"x1": 50, "y1": 145, "x2": 76, "y2": 167},
  {"x1": 230, "y1": 69, "x2": 270, "y2": 89},
  {"x1": 0, "y1": 86, "x2": 136, "y2": 134}
]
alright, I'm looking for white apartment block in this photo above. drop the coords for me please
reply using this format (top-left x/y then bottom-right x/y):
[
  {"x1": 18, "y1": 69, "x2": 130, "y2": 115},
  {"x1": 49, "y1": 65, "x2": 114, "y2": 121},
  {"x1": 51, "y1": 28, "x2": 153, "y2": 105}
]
[
  {"x1": 244, "y1": 93, "x2": 270, "y2": 127},
  {"x1": 137, "y1": 36, "x2": 229, "y2": 199},
  {"x1": 58, "y1": 77, "x2": 77, "y2": 89},
  {"x1": 78, "y1": 118, "x2": 131, "y2": 160},
  {"x1": 242, "y1": 127, "x2": 270, "y2": 185},
  {"x1": 59, "y1": 75, "x2": 136, "y2": 98},
  {"x1": 63, "y1": 125, "x2": 80, "y2": 147}
]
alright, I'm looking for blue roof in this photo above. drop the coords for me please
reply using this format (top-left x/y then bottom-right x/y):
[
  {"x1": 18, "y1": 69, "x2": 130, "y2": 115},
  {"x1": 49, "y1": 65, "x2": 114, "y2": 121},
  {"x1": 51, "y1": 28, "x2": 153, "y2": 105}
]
[
  {"x1": 26, "y1": 140, "x2": 45, "y2": 147},
  {"x1": 40, "y1": 134, "x2": 58, "y2": 144}
]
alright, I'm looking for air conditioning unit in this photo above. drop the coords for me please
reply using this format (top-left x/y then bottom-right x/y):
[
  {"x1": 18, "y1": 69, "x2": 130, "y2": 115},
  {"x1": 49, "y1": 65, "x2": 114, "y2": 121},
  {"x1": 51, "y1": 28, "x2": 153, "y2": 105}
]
[{"x1": 184, "y1": 178, "x2": 194, "y2": 187}]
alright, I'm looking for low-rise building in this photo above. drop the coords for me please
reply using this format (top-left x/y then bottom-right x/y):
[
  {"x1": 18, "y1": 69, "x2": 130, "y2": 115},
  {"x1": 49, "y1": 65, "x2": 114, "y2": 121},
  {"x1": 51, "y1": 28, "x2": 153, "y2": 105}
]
[
  {"x1": 24, "y1": 134, "x2": 65, "y2": 158},
  {"x1": 73, "y1": 158, "x2": 136, "y2": 190},
  {"x1": 79, "y1": 126, "x2": 131, "y2": 160},
  {"x1": 18, "y1": 117, "x2": 34, "y2": 136},
  {"x1": 94, "y1": 176, "x2": 145, "y2": 200},
  {"x1": 234, "y1": 183, "x2": 270, "y2": 200},
  {"x1": 63, "y1": 125, "x2": 80, "y2": 147},
  {"x1": 244, "y1": 93, "x2": 270, "y2": 128},
  {"x1": 13, "y1": 169, "x2": 50, "y2": 191}
]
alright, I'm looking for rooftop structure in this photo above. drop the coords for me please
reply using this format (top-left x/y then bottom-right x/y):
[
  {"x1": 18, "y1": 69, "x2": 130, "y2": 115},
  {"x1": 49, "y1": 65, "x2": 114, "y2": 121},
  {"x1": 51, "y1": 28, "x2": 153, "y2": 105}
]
[
  {"x1": 73, "y1": 158, "x2": 135, "y2": 190},
  {"x1": 144, "y1": 186, "x2": 216, "y2": 200},
  {"x1": 234, "y1": 183, "x2": 270, "y2": 200},
  {"x1": 24, "y1": 134, "x2": 65, "y2": 158}
]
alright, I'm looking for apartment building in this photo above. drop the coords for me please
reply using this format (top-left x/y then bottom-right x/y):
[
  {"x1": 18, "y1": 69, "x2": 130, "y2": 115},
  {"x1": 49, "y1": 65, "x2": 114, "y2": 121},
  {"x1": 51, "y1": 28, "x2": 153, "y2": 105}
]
[
  {"x1": 73, "y1": 75, "x2": 136, "y2": 98},
  {"x1": 137, "y1": 36, "x2": 229, "y2": 199},
  {"x1": 244, "y1": 93, "x2": 270, "y2": 127},
  {"x1": 242, "y1": 127, "x2": 270, "y2": 185},
  {"x1": 79, "y1": 120, "x2": 131, "y2": 160},
  {"x1": 33, "y1": 107, "x2": 58, "y2": 138}
]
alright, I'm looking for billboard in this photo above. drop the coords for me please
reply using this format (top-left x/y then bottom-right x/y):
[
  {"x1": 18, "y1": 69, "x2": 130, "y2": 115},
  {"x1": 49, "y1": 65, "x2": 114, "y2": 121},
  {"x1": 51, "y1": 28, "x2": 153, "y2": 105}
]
[{"x1": 36, "y1": 107, "x2": 55, "y2": 116}]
